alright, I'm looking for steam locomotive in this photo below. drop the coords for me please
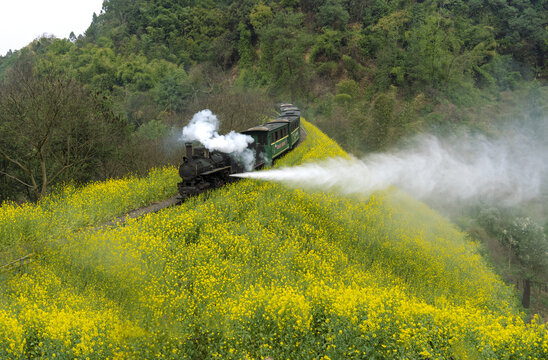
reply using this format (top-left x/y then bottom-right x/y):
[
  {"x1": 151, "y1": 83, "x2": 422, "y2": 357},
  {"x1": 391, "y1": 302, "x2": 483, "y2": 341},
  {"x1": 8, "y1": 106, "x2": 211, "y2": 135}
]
[{"x1": 177, "y1": 104, "x2": 301, "y2": 200}]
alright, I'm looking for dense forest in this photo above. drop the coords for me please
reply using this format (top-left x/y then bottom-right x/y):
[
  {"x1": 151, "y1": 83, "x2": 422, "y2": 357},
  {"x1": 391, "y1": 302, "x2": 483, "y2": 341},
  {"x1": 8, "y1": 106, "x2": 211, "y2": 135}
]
[{"x1": 0, "y1": 0, "x2": 547, "y2": 311}]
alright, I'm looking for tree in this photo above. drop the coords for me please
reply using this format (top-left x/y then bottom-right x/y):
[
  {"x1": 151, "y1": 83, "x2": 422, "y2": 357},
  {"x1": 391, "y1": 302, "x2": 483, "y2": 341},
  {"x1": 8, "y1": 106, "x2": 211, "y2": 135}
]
[
  {"x1": 0, "y1": 54, "x2": 126, "y2": 201},
  {"x1": 256, "y1": 10, "x2": 311, "y2": 101},
  {"x1": 371, "y1": 93, "x2": 395, "y2": 148},
  {"x1": 153, "y1": 67, "x2": 193, "y2": 112},
  {"x1": 317, "y1": 0, "x2": 349, "y2": 30},
  {"x1": 502, "y1": 217, "x2": 548, "y2": 308}
]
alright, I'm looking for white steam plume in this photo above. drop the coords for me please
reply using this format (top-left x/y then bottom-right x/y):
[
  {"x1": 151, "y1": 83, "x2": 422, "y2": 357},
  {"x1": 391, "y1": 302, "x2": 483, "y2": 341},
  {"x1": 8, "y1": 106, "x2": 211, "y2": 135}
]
[
  {"x1": 233, "y1": 126, "x2": 548, "y2": 207},
  {"x1": 180, "y1": 110, "x2": 255, "y2": 170}
]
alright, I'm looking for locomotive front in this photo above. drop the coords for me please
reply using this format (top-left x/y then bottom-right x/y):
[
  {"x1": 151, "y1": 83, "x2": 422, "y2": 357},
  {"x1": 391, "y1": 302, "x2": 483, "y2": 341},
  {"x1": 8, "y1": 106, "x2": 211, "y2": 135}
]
[{"x1": 177, "y1": 143, "x2": 243, "y2": 199}]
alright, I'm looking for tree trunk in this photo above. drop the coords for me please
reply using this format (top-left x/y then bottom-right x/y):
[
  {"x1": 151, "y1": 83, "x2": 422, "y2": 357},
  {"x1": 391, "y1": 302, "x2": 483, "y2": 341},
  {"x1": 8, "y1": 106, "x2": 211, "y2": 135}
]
[
  {"x1": 286, "y1": 57, "x2": 295, "y2": 104},
  {"x1": 39, "y1": 153, "x2": 48, "y2": 200},
  {"x1": 522, "y1": 278, "x2": 531, "y2": 308}
]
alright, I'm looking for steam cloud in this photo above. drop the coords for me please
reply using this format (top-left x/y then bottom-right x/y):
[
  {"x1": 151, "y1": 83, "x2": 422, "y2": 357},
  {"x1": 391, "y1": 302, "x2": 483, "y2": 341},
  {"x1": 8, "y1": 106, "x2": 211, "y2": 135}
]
[
  {"x1": 233, "y1": 124, "x2": 548, "y2": 208},
  {"x1": 180, "y1": 110, "x2": 255, "y2": 170}
]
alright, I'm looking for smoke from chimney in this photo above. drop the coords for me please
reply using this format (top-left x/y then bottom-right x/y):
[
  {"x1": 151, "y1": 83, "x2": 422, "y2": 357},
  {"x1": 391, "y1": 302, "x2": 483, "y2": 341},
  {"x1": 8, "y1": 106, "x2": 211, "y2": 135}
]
[{"x1": 180, "y1": 109, "x2": 256, "y2": 171}]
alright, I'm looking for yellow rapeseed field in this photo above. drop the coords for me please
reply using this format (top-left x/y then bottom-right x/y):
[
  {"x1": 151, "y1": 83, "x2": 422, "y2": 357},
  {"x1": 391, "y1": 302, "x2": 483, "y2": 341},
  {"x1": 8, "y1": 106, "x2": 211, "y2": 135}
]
[{"x1": 0, "y1": 120, "x2": 546, "y2": 359}]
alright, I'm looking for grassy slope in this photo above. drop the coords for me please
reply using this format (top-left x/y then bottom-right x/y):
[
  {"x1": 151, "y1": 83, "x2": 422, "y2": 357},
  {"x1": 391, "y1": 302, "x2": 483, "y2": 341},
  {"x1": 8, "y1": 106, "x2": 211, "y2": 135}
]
[{"x1": 0, "y1": 120, "x2": 546, "y2": 359}]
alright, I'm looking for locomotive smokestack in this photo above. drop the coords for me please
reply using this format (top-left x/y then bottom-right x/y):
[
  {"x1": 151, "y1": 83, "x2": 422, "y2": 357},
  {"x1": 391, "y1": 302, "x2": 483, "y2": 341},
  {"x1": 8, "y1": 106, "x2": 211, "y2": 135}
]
[{"x1": 185, "y1": 143, "x2": 193, "y2": 159}]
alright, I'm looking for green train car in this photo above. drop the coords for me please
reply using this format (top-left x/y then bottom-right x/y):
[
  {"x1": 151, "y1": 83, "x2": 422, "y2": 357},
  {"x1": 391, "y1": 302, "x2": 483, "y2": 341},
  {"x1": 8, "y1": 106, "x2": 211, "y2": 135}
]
[{"x1": 242, "y1": 105, "x2": 301, "y2": 167}]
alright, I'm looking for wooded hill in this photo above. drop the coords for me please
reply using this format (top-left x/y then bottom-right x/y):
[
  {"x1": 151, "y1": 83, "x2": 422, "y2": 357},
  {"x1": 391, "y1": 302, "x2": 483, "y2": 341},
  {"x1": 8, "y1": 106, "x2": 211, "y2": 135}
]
[{"x1": 1, "y1": 0, "x2": 547, "y2": 201}]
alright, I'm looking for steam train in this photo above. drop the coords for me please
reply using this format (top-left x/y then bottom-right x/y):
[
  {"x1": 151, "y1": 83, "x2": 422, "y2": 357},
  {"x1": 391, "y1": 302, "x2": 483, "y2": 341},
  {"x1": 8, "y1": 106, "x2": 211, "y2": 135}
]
[{"x1": 177, "y1": 104, "x2": 301, "y2": 200}]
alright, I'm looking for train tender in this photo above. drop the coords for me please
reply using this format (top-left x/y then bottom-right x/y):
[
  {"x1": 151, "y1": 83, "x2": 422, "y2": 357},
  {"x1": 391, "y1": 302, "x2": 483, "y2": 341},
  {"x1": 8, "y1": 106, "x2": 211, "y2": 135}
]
[{"x1": 177, "y1": 104, "x2": 301, "y2": 199}]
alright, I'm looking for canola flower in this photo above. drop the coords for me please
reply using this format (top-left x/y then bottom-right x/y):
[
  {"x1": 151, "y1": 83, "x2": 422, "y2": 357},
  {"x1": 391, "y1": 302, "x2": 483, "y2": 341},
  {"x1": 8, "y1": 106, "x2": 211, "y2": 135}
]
[
  {"x1": 0, "y1": 120, "x2": 546, "y2": 359},
  {"x1": 0, "y1": 166, "x2": 179, "y2": 258}
]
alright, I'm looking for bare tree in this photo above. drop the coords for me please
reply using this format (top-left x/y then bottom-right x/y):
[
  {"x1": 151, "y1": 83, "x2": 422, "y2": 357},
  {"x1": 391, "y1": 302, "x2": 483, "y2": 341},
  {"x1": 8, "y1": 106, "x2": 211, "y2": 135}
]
[{"x1": 0, "y1": 54, "x2": 125, "y2": 200}]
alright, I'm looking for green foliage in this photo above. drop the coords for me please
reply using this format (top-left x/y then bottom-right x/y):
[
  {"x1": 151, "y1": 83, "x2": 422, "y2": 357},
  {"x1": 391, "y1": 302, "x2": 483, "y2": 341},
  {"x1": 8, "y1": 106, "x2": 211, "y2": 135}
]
[
  {"x1": 340, "y1": 55, "x2": 365, "y2": 80},
  {"x1": 406, "y1": 12, "x2": 460, "y2": 89},
  {"x1": 237, "y1": 22, "x2": 255, "y2": 69},
  {"x1": 256, "y1": 9, "x2": 312, "y2": 99},
  {"x1": 476, "y1": 206, "x2": 548, "y2": 309},
  {"x1": 134, "y1": 119, "x2": 169, "y2": 140},
  {"x1": 317, "y1": 0, "x2": 350, "y2": 30},
  {"x1": 478, "y1": 55, "x2": 522, "y2": 91},
  {"x1": 372, "y1": 93, "x2": 396, "y2": 148},
  {"x1": 153, "y1": 67, "x2": 192, "y2": 112},
  {"x1": 505, "y1": 218, "x2": 548, "y2": 278},
  {"x1": 336, "y1": 79, "x2": 359, "y2": 98},
  {"x1": 334, "y1": 93, "x2": 352, "y2": 106},
  {"x1": 249, "y1": 2, "x2": 273, "y2": 30},
  {"x1": 316, "y1": 61, "x2": 339, "y2": 77},
  {"x1": 0, "y1": 50, "x2": 19, "y2": 80},
  {"x1": 310, "y1": 29, "x2": 343, "y2": 63}
]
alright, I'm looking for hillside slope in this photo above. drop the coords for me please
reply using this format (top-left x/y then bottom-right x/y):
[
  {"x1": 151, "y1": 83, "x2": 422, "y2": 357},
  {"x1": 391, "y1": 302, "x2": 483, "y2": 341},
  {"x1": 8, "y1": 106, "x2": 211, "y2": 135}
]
[{"x1": 0, "y1": 121, "x2": 546, "y2": 359}]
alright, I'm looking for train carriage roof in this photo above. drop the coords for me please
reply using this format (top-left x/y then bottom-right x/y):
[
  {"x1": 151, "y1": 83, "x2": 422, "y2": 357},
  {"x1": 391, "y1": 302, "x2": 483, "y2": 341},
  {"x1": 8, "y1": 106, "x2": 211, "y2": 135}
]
[
  {"x1": 281, "y1": 107, "x2": 299, "y2": 112},
  {"x1": 278, "y1": 103, "x2": 294, "y2": 110},
  {"x1": 279, "y1": 104, "x2": 300, "y2": 114},
  {"x1": 243, "y1": 122, "x2": 287, "y2": 133},
  {"x1": 268, "y1": 115, "x2": 299, "y2": 125},
  {"x1": 280, "y1": 109, "x2": 300, "y2": 117}
]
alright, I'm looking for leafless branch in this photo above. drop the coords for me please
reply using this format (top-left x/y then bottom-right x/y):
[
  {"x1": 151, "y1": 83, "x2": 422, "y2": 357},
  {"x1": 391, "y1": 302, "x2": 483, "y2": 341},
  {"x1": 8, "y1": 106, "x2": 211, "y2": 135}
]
[
  {"x1": 0, "y1": 171, "x2": 33, "y2": 188},
  {"x1": 0, "y1": 148, "x2": 31, "y2": 175}
]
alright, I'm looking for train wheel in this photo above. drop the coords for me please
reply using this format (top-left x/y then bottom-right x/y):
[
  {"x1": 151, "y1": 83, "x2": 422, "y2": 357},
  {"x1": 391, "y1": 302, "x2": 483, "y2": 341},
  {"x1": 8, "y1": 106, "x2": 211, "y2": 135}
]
[{"x1": 212, "y1": 175, "x2": 224, "y2": 188}]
